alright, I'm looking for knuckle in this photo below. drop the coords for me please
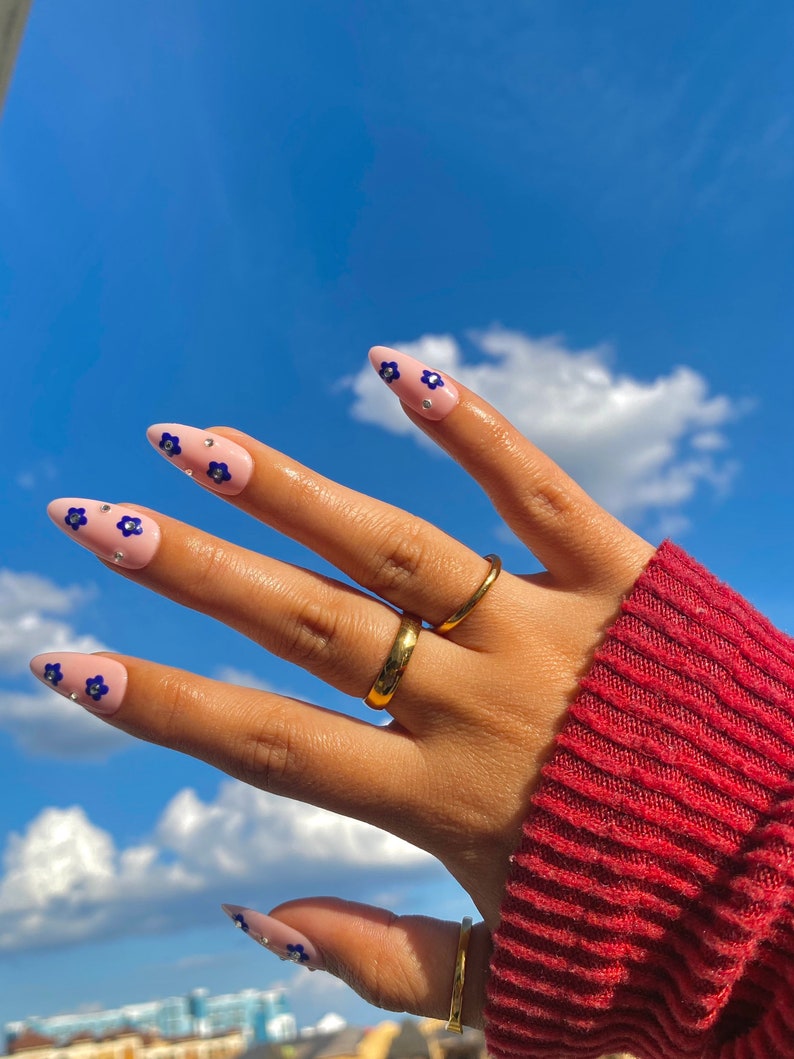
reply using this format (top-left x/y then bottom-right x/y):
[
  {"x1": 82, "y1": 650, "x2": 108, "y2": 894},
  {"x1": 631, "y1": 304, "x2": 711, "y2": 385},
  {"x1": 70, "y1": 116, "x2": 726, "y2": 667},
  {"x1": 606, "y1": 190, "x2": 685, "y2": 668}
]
[
  {"x1": 276, "y1": 595, "x2": 342, "y2": 670},
  {"x1": 366, "y1": 517, "x2": 429, "y2": 597},
  {"x1": 241, "y1": 703, "x2": 301, "y2": 793}
]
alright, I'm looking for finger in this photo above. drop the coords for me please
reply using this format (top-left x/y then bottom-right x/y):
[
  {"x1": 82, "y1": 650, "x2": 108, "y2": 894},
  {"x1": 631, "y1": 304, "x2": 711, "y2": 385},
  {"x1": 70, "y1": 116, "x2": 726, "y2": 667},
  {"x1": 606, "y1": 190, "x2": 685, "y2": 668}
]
[
  {"x1": 220, "y1": 899, "x2": 489, "y2": 1030},
  {"x1": 368, "y1": 346, "x2": 654, "y2": 586},
  {"x1": 146, "y1": 422, "x2": 502, "y2": 637},
  {"x1": 30, "y1": 650, "x2": 432, "y2": 834},
  {"x1": 46, "y1": 498, "x2": 471, "y2": 723}
]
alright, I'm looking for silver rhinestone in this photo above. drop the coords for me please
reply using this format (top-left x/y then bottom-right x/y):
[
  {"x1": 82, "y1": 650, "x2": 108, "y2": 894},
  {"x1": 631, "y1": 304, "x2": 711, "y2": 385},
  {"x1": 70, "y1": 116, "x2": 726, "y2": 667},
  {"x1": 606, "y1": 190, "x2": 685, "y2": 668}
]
[
  {"x1": 100, "y1": 504, "x2": 111, "y2": 513},
  {"x1": 185, "y1": 469, "x2": 194, "y2": 477},
  {"x1": 163, "y1": 439, "x2": 174, "y2": 451},
  {"x1": 422, "y1": 399, "x2": 432, "y2": 409},
  {"x1": 88, "y1": 682, "x2": 102, "y2": 696},
  {"x1": 69, "y1": 691, "x2": 80, "y2": 702},
  {"x1": 211, "y1": 467, "x2": 225, "y2": 482},
  {"x1": 381, "y1": 367, "x2": 394, "y2": 380},
  {"x1": 123, "y1": 519, "x2": 137, "y2": 532},
  {"x1": 45, "y1": 670, "x2": 56, "y2": 682},
  {"x1": 204, "y1": 438, "x2": 214, "y2": 447},
  {"x1": 68, "y1": 512, "x2": 82, "y2": 525},
  {"x1": 113, "y1": 551, "x2": 124, "y2": 563}
]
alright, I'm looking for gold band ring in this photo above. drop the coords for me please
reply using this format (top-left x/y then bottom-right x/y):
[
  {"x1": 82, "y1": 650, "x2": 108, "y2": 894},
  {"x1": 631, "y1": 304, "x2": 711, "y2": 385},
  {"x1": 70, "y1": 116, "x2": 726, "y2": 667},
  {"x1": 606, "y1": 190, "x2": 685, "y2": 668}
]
[
  {"x1": 364, "y1": 611, "x2": 422, "y2": 710},
  {"x1": 432, "y1": 554, "x2": 502, "y2": 635},
  {"x1": 446, "y1": 916, "x2": 473, "y2": 1033}
]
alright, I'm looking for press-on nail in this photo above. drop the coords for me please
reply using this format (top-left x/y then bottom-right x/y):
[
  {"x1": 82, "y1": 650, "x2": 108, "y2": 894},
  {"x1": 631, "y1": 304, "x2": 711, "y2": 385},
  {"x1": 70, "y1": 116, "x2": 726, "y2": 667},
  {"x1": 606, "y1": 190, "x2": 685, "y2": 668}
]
[
  {"x1": 221, "y1": 904, "x2": 324, "y2": 970},
  {"x1": 30, "y1": 652, "x2": 128, "y2": 717},
  {"x1": 147, "y1": 424, "x2": 253, "y2": 496},
  {"x1": 369, "y1": 346, "x2": 459, "y2": 421},
  {"x1": 48, "y1": 499, "x2": 161, "y2": 570}
]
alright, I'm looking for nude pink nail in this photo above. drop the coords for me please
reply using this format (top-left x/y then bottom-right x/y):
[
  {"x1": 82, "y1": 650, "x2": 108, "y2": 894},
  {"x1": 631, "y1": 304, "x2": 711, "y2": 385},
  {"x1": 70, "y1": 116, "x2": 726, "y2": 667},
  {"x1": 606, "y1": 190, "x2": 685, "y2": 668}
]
[
  {"x1": 147, "y1": 424, "x2": 253, "y2": 497},
  {"x1": 30, "y1": 652, "x2": 128, "y2": 717},
  {"x1": 48, "y1": 498, "x2": 161, "y2": 570},
  {"x1": 221, "y1": 904, "x2": 324, "y2": 970},
  {"x1": 369, "y1": 345, "x2": 459, "y2": 421}
]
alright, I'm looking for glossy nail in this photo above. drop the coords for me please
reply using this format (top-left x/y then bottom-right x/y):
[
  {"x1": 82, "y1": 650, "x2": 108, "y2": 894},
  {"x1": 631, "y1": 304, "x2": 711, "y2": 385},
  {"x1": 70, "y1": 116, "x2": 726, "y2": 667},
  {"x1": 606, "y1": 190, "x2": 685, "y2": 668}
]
[
  {"x1": 147, "y1": 424, "x2": 253, "y2": 497},
  {"x1": 221, "y1": 904, "x2": 324, "y2": 970},
  {"x1": 369, "y1": 345, "x2": 459, "y2": 421},
  {"x1": 30, "y1": 651, "x2": 128, "y2": 717},
  {"x1": 48, "y1": 498, "x2": 161, "y2": 570}
]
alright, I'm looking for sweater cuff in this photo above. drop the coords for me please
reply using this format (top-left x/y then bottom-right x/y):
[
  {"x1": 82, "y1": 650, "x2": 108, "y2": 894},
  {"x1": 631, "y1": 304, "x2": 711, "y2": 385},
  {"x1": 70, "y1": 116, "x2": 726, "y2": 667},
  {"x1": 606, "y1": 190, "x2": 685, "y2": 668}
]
[{"x1": 485, "y1": 540, "x2": 794, "y2": 1059}]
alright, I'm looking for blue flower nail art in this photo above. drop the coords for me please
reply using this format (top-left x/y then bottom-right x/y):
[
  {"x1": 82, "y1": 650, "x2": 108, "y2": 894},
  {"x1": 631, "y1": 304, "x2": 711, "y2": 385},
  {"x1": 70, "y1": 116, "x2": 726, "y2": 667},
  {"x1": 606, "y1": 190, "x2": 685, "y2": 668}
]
[
  {"x1": 207, "y1": 461, "x2": 232, "y2": 485},
  {"x1": 378, "y1": 361, "x2": 400, "y2": 383},
  {"x1": 65, "y1": 507, "x2": 88, "y2": 532},
  {"x1": 116, "y1": 516, "x2": 143, "y2": 538},
  {"x1": 44, "y1": 662, "x2": 63, "y2": 686},
  {"x1": 420, "y1": 369, "x2": 444, "y2": 390},
  {"x1": 286, "y1": 943, "x2": 309, "y2": 963},
  {"x1": 233, "y1": 913, "x2": 250, "y2": 934},
  {"x1": 159, "y1": 432, "x2": 182, "y2": 457},
  {"x1": 85, "y1": 675, "x2": 109, "y2": 702}
]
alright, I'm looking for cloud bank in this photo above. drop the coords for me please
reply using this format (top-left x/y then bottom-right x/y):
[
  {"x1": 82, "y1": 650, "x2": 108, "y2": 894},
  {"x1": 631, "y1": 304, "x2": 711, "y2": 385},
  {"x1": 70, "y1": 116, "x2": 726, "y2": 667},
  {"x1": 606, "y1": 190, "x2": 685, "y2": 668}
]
[
  {"x1": 349, "y1": 328, "x2": 742, "y2": 530},
  {"x1": 0, "y1": 781, "x2": 436, "y2": 954}
]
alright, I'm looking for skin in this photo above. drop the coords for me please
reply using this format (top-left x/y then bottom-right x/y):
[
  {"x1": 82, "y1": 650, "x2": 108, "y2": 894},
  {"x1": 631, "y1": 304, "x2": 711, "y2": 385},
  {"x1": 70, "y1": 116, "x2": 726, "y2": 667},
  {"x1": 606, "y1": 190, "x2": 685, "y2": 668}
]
[{"x1": 88, "y1": 364, "x2": 655, "y2": 1028}]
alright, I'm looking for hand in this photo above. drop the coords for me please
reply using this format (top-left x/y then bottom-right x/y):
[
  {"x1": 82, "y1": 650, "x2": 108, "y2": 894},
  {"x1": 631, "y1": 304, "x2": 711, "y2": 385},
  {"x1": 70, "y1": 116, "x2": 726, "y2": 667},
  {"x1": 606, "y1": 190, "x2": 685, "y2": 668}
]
[{"x1": 32, "y1": 347, "x2": 655, "y2": 1027}]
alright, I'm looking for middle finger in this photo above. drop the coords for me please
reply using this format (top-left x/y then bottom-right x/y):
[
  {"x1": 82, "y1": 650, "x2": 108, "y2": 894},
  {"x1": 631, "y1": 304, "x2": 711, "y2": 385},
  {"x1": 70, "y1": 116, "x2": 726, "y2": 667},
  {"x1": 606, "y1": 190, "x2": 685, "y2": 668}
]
[{"x1": 146, "y1": 423, "x2": 503, "y2": 640}]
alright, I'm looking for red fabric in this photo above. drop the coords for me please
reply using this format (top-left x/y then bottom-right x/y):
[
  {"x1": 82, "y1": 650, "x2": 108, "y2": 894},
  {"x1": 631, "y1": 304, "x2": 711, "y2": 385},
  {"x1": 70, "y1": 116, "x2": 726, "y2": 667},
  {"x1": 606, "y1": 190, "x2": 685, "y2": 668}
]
[{"x1": 485, "y1": 541, "x2": 794, "y2": 1059}]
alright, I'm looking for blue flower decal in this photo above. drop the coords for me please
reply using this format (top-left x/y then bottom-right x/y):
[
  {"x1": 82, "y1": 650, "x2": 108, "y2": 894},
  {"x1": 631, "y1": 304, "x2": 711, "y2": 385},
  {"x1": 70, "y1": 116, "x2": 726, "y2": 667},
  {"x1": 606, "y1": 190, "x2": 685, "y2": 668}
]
[
  {"x1": 65, "y1": 507, "x2": 88, "y2": 532},
  {"x1": 116, "y1": 516, "x2": 143, "y2": 537},
  {"x1": 420, "y1": 369, "x2": 444, "y2": 390},
  {"x1": 232, "y1": 913, "x2": 250, "y2": 934},
  {"x1": 207, "y1": 461, "x2": 232, "y2": 485},
  {"x1": 85, "y1": 675, "x2": 109, "y2": 702},
  {"x1": 286, "y1": 943, "x2": 309, "y2": 963},
  {"x1": 378, "y1": 361, "x2": 400, "y2": 383},
  {"x1": 44, "y1": 662, "x2": 63, "y2": 686},
  {"x1": 159, "y1": 432, "x2": 182, "y2": 457}
]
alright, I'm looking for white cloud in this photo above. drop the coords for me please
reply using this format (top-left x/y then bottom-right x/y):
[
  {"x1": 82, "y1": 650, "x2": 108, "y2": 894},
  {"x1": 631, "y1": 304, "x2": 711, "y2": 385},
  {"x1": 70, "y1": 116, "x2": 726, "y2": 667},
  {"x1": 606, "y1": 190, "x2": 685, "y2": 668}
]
[
  {"x1": 348, "y1": 328, "x2": 743, "y2": 529},
  {"x1": 0, "y1": 781, "x2": 437, "y2": 953}
]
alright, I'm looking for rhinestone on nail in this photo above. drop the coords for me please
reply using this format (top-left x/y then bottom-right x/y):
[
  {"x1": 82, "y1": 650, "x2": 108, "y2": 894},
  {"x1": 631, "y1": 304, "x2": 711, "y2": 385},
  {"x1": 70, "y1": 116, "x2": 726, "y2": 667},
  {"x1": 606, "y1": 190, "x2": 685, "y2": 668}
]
[
  {"x1": 113, "y1": 551, "x2": 124, "y2": 562},
  {"x1": 69, "y1": 691, "x2": 80, "y2": 702},
  {"x1": 422, "y1": 399, "x2": 432, "y2": 409},
  {"x1": 204, "y1": 438, "x2": 214, "y2": 447},
  {"x1": 185, "y1": 469, "x2": 194, "y2": 477},
  {"x1": 100, "y1": 504, "x2": 111, "y2": 513}
]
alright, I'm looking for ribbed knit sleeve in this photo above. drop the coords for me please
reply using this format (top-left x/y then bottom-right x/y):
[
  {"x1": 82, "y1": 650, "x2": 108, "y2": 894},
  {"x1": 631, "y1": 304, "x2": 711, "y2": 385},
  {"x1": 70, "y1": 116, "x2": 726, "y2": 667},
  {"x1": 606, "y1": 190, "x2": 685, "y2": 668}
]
[{"x1": 485, "y1": 541, "x2": 794, "y2": 1059}]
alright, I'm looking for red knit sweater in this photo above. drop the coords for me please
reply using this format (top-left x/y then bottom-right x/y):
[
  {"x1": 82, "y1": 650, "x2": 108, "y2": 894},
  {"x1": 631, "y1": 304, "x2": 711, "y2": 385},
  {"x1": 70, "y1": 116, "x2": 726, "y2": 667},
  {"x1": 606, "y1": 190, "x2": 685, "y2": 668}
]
[{"x1": 485, "y1": 541, "x2": 794, "y2": 1059}]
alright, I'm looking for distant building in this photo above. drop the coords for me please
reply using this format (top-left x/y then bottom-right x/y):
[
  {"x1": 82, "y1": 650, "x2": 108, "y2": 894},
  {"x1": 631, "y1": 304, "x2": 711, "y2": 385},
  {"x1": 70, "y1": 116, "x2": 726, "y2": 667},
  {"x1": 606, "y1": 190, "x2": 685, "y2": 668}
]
[
  {"x1": 4, "y1": 990, "x2": 295, "y2": 1055},
  {"x1": 2, "y1": 1024, "x2": 245, "y2": 1059}
]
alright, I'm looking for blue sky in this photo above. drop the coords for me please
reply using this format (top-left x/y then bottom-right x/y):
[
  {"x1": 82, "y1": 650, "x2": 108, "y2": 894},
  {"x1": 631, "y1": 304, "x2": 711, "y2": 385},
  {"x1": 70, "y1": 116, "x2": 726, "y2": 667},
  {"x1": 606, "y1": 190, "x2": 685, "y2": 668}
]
[{"x1": 1, "y1": 0, "x2": 792, "y2": 1036}]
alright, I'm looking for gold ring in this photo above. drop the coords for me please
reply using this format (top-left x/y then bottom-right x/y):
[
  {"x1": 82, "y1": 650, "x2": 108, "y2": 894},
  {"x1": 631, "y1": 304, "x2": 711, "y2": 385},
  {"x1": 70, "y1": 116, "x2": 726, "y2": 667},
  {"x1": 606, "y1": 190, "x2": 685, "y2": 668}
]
[
  {"x1": 432, "y1": 555, "x2": 502, "y2": 634},
  {"x1": 364, "y1": 611, "x2": 422, "y2": 710},
  {"x1": 446, "y1": 916, "x2": 472, "y2": 1033}
]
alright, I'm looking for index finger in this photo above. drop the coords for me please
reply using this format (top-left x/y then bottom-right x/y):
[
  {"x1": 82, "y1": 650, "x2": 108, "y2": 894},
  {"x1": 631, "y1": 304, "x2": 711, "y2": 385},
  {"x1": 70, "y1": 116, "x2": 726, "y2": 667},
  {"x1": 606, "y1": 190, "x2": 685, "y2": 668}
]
[{"x1": 368, "y1": 346, "x2": 654, "y2": 586}]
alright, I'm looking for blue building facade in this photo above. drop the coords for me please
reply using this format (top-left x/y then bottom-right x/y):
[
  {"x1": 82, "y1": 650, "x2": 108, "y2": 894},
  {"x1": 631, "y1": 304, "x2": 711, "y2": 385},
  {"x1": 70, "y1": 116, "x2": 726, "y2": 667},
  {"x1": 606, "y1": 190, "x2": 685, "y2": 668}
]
[{"x1": 5, "y1": 989, "x2": 295, "y2": 1051}]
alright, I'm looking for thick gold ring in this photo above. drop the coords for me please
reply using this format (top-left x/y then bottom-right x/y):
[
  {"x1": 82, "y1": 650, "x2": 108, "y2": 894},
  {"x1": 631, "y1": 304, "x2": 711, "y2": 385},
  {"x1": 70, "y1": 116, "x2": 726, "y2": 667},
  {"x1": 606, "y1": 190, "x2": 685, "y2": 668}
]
[
  {"x1": 432, "y1": 554, "x2": 502, "y2": 635},
  {"x1": 446, "y1": 916, "x2": 472, "y2": 1033},
  {"x1": 364, "y1": 611, "x2": 422, "y2": 710}
]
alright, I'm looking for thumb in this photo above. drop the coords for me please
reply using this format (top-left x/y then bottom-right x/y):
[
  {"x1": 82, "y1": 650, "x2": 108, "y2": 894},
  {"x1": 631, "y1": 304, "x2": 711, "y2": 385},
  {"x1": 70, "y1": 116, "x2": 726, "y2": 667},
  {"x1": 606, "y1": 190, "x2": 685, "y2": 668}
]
[{"x1": 221, "y1": 899, "x2": 490, "y2": 1030}]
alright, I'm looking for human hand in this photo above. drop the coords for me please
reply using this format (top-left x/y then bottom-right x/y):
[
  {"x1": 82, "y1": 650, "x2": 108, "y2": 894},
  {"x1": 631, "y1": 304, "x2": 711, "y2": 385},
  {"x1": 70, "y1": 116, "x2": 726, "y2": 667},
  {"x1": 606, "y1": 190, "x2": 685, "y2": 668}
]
[{"x1": 32, "y1": 346, "x2": 655, "y2": 1028}]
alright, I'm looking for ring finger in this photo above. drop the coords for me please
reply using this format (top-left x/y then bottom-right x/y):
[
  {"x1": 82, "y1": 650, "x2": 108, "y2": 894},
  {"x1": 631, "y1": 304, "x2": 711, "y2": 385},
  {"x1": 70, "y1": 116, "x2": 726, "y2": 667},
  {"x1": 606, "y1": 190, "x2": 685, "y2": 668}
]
[{"x1": 46, "y1": 497, "x2": 479, "y2": 725}]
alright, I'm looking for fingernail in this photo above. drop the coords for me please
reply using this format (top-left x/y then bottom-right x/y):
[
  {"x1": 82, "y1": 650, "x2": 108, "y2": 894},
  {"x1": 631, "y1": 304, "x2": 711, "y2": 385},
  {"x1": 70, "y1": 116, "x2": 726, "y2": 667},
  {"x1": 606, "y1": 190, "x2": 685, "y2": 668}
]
[
  {"x1": 369, "y1": 346, "x2": 459, "y2": 421},
  {"x1": 48, "y1": 498, "x2": 161, "y2": 570},
  {"x1": 147, "y1": 424, "x2": 253, "y2": 497},
  {"x1": 30, "y1": 652, "x2": 128, "y2": 717},
  {"x1": 221, "y1": 904, "x2": 324, "y2": 970}
]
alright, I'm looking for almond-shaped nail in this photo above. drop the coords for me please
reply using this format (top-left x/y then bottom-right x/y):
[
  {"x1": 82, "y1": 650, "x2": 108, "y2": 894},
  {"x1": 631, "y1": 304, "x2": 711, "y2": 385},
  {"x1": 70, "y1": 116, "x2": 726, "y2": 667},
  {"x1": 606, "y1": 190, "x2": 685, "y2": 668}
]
[
  {"x1": 30, "y1": 651, "x2": 128, "y2": 717},
  {"x1": 221, "y1": 904, "x2": 324, "y2": 970},
  {"x1": 48, "y1": 498, "x2": 161, "y2": 570},
  {"x1": 369, "y1": 345, "x2": 459, "y2": 421},
  {"x1": 147, "y1": 424, "x2": 253, "y2": 496}
]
